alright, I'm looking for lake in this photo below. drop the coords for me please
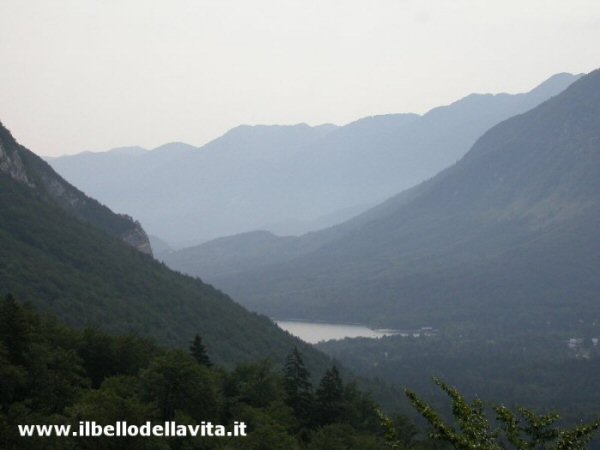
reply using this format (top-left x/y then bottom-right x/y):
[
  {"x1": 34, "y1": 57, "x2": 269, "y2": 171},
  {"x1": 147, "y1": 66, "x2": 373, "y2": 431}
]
[{"x1": 275, "y1": 319, "x2": 399, "y2": 344}]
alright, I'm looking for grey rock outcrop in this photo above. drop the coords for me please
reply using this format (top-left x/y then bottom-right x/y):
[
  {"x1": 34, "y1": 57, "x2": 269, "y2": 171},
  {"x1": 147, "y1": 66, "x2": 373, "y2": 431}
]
[{"x1": 0, "y1": 121, "x2": 153, "y2": 255}]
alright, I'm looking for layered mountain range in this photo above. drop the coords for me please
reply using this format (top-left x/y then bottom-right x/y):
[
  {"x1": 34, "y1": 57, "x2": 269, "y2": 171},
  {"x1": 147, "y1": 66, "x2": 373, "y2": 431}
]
[
  {"x1": 0, "y1": 121, "x2": 329, "y2": 368},
  {"x1": 48, "y1": 73, "x2": 580, "y2": 246},
  {"x1": 164, "y1": 69, "x2": 600, "y2": 335}
]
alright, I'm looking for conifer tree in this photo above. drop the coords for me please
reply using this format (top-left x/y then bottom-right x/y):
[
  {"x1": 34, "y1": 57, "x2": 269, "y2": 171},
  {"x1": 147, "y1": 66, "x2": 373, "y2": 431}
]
[
  {"x1": 315, "y1": 365, "x2": 345, "y2": 425},
  {"x1": 0, "y1": 294, "x2": 31, "y2": 364},
  {"x1": 283, "y1": 347, "x2": 313, "y2": 426},
  {"x1": 189, "y1": 334, "x2": 212, "y2": 367}
]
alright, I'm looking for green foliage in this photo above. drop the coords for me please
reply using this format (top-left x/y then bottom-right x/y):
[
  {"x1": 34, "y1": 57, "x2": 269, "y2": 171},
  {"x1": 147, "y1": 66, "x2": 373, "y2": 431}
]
[
  {"x1": 377, "y1": 409, "x2": 403, "y2": 450},
  {"x1": 376, "y1": 409, "x2": 420, "y2": 450},
  {"x1": 405, "y1": 379, "x2": 500, "y2": 450},
  {"x1": 0, "y1": 343, "x2": 27, "y2": 411},
  {"x1": 0, "y1": 169, "x2": 330, "y2": 371},
  {"x1": 495, "y1": 406, "x2": 600, "y2": 450},
  {"x1": 67, "y1": 383, "x2": 163, "y2": 450},
  {"x1": 0, "y1": 294, "x2": 31, "y2": 363},
  {"x1": 308, "y1": 423, "x2": 382, "y2": 450},
  {"x1": 228, "y1": 402, "x2": 301, "y2": 450},
  {"x1": 315, "y1": 366, "x2": 344, "y2": 425},
  {"x1": 318, "y1": 332, "x2": 600, "y2": 426},
  {"x1": 0, "y1": 123, "x2": 334, "y2": 372},
  {"x1": 3, "y1": 295, "x2": 597, "y2": 449},
  {"x1": 394, "y1": 379, "x2": 600, "y2": 450},
  {"x1": 140, "y1": 350, "x2": 219, "y2": 422},
  {"x1": 0, "y1": 296, "x2": 393, "y2": 449},
  {"x1": 225, "y1": 359, "x2": 283, "y2": 409}
]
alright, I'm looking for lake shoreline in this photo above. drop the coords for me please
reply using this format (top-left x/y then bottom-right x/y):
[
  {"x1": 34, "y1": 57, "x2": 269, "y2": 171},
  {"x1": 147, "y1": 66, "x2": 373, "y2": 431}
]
[
  {"x1": 274, "y1": 319, "x2": 403, "y2": 344},
  {"x1": 271, "y1": 317, "x2": 385, "y2": 329}
]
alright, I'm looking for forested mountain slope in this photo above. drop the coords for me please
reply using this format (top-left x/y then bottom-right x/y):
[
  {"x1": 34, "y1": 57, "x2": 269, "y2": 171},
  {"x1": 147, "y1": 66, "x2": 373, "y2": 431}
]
[{"x1": 0, "y1": 122, "x2": 329, "y2": 369}]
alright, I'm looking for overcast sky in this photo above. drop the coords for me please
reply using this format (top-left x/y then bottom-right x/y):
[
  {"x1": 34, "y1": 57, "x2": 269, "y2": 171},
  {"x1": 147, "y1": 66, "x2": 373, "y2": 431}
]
[{"x1": 1, "y1": 0, "x2": 599, "y2": 156}]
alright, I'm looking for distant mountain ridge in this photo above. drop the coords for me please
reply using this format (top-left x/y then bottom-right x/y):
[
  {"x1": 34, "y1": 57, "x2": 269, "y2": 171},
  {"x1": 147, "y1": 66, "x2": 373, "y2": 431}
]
[
  {"x1": 165, "y1": 69, "x2": 600, "y2": 335},
  {"x1": 48, "y1": 73, "x2": 580, "y2": 246}
]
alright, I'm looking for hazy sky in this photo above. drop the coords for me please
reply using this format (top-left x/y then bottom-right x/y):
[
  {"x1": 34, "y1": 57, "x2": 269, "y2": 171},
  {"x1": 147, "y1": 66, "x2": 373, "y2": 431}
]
[{"x1": 1, "y1": 0, "x2": 599, "y2": 156}]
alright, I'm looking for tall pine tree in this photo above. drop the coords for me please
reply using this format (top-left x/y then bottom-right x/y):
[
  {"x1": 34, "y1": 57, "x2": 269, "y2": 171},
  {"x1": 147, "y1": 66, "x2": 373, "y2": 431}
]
[
  {"x1": 283, "y1": 347, "x2": 313, "y2": 427},
  {"x1": 0, "y1": 294, "x2": 31, "y2": 364},
  {"x1": 315, "y1": 365, "x2": 345, "y2": 425},
  {"x1": 189, "y1": 334, "x2": 212, "y2": 367}
]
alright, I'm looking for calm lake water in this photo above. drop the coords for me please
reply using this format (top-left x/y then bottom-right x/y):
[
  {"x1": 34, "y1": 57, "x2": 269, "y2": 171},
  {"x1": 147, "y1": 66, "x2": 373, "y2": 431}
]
[{"x1": 275, "y1": 320, "x2": 398, "y2": 344}]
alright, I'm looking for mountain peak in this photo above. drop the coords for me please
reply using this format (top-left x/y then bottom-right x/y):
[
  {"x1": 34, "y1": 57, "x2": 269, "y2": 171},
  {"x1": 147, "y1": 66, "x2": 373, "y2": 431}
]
[
  {"x1": 527, "y1": 72, "x2": 583, "y2": 96},
  {"x1": 151, "y1": 142, "x2": 198, "y2": 154},
  {"x1": 223, "y1": 123, "x2": 325, "y2": 138}
]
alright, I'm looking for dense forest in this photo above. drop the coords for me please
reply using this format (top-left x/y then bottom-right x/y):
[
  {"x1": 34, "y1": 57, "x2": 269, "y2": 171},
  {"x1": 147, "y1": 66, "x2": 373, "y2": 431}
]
[
  {"x1": 3, "y1": 295, "x2": 599, "y2": 450},
  {"x1": 318, "y1": 331, "x2": 600, "y2": 432},
  {"x1": 0, "y1": 121, "x2": 335, "y2": 372},
  {"x1": 0, "y1": 294, "x2": 421, "y2": 449}
]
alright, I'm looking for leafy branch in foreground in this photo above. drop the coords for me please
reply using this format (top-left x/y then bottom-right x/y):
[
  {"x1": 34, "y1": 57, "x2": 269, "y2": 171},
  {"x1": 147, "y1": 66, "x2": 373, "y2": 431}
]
[
  {"x1": 405, "y1": 378, "x2": 500, "y2": 450},
  {"x1": 376, "y1": 409, "x2": 403, "y2": 450},
  {"x1": 379, "y1": 378, "x2": 600, "y2": 450},
  {"x1": 495, "y1": 405, "x2": 600, "y2": 450}
]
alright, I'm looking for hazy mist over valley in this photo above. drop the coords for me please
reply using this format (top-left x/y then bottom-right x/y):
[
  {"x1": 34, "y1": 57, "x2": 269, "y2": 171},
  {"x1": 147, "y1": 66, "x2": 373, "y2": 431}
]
[
  {"x1": 2, "y1": 1, "x2": 600, "y2": 448},
  {"x1": 153, "y1": 71, "x2": 600, "y2": 335},
  {"x1": 48, "y1": 73, "x2": 578, "y2": 248}
]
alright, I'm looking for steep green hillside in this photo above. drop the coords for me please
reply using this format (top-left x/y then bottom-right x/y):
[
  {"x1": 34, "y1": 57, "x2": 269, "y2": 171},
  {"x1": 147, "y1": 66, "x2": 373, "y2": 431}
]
[
  {"x1": 0, "y1": 123, "x2": 328, "y2": 369},
  {"x1": 198, "y1": 69, "x2": 600, "y2": 334},
  {"x1": 0, "y1": 123, "x2": 152, "y2": 254}
]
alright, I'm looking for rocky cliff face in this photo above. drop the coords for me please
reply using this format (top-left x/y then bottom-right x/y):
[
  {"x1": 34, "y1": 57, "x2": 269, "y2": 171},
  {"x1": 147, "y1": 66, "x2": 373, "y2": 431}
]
[
  {"x1": 0, "y1": 122, "x2": 153, "y2": 255},
  {"x1": 0, "y1": 137, "x2": 35, "y2": 187},
  {"x1": 119, "y1": 221, "x2": 154, "y2": 255}
]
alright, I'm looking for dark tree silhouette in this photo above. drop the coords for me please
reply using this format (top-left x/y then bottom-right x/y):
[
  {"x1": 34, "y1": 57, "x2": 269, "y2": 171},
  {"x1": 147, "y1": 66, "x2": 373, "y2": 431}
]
[
  {"x1": 283, "y1": 346, "x2": 313, "y2": 427},
  {"x1": 315, "y1": 365, "x2": 344, "y2": 425},
  {"x1": 189, "y1": 334, "x2": 212, "y2": 367}
]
